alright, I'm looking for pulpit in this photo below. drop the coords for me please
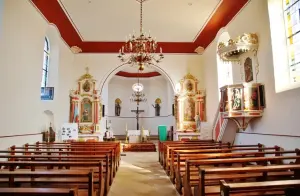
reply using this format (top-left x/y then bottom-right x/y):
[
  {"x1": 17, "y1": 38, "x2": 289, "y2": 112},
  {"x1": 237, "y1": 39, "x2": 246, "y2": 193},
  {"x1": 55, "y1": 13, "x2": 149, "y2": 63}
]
[{"x1": 69, "y1": 68, "x2": 103, "y2": 141}]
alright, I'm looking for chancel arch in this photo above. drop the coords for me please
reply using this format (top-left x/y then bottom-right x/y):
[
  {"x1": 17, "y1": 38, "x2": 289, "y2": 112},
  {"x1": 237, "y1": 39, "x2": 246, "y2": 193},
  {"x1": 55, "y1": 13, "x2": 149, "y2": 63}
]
[{"x1": 105, "y1": 65, "x2": 176, "y2": 136}]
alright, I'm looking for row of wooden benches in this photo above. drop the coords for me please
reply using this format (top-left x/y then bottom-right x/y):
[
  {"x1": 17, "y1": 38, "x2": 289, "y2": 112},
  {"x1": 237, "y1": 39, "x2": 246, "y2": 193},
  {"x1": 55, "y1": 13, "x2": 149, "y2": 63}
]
[
  {"x1": 0, "y1": 141, "x2": 121, "y2": 196},
  {"x1": 158, "y1": 139, "x2": 300, "y2": 196}
]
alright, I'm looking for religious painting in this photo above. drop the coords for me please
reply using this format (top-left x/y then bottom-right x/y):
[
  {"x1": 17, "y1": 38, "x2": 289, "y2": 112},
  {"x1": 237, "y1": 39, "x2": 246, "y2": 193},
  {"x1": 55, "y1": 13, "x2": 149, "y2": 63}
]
[
  {"x1": 230, "y1": 88, "x2": 242, "y2": 111},
  {"x1": 81, "y1": 98, "x2": 92, "y2": 122},
  {"x1": 244, "y1": 57, "x2": 254, "y2": 83},
  {"x1": 83, "y1": 80, "x2": 91, "y2": 92},
  {"x1": 184, "y1": 97, "x2": 195, "y2": 121},
  {"x1": 185, "y1": 80, "x2": 193, "y2": 92},
  {"x1": 249, "y1": 87, "x2": 259, "y2": 110}
]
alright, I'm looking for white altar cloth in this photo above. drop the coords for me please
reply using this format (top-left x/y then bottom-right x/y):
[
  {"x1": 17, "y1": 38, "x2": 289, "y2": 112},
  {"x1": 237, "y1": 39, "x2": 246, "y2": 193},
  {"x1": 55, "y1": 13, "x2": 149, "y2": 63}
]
[{"x1": 127, "y1": 130, "x2": 150, "y2": 136}]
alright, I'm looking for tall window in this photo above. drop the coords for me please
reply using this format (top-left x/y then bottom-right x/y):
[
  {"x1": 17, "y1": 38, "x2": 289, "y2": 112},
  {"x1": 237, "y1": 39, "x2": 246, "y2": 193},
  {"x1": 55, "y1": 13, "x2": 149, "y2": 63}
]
[
  {"x1": 283, "y1": 0, "x2": 300, "y2": 83},
  {"x1": 41, "y1": 37, "x2": 50, "y2": 87}
]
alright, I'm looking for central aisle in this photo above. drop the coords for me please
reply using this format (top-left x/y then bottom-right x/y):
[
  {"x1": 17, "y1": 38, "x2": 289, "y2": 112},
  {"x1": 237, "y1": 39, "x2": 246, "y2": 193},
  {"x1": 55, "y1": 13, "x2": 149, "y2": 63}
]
[{"x1": 108, "y1": 151, "x2": 179, "y2": 196}]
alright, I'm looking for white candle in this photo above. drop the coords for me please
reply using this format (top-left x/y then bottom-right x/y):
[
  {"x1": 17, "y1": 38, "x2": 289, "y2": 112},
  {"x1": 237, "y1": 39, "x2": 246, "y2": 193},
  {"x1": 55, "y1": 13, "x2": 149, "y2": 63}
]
[{"x1": 160, "y1": 47, "x2": 162, "y2": 53}]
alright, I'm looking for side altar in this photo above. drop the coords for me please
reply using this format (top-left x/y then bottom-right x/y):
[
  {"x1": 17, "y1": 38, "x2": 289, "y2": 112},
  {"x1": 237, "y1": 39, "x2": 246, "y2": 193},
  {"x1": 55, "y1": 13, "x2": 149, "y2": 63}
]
[
  {"x1": 69, "y1": 68, "x2": 104, "y2": 141},
  {"x1": 173, "y1": 73, "x2": 206, "y2": 141}
]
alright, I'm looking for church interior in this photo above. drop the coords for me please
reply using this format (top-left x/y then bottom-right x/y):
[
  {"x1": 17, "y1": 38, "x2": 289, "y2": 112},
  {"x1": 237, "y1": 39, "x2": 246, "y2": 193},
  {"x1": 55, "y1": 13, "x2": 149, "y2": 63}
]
[{"x1": 0, "y1": 0, "x2": 300, "y2": 195}]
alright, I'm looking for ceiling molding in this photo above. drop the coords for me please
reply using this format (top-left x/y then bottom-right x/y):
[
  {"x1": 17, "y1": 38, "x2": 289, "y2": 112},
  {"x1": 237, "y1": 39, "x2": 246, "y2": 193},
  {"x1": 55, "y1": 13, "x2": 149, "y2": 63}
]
[
  {"x1": 115, "y1": 71, "x2": 161, "y2": 78},
  {"x1": 30, "y1": 0, "x2": 249, "y2": 53}
]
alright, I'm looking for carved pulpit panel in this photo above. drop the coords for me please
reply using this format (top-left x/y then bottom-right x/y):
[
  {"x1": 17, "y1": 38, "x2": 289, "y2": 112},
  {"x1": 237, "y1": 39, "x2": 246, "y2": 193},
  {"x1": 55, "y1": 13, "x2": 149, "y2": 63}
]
[
  {"x1": 69, "y1": 67, "x2": 101, "y2": 135},
  {"x1": 175, "y1": 73, "x2": 206, "y2": 132}
]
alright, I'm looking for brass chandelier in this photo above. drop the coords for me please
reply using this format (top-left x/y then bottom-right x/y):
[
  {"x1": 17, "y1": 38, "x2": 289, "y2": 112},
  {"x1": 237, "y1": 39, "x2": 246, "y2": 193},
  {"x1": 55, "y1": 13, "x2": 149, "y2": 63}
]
[
  {"x1": 117, "y1": 0, "x2": 164, "y2": 71},
  {"x1": 130, "y1": 76, "x2": 147, "y2": 104}
]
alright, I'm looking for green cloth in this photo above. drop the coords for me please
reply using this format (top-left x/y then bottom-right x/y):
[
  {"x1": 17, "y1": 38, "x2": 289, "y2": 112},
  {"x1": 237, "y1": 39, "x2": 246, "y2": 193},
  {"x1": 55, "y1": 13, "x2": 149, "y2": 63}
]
[{"x1": 158, "y1": 125, "x2": 167, "y2": 141}]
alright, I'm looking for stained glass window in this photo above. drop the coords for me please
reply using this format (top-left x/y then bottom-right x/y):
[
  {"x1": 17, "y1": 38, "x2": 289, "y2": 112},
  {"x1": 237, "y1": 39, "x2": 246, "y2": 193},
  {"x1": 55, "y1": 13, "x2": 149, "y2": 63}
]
[
  {"x1": 41, "y1": 37, "x2": 50, "y2": 87},
  {"x1": 283, "y1": 0, "x2": 300, "y2": 82}
]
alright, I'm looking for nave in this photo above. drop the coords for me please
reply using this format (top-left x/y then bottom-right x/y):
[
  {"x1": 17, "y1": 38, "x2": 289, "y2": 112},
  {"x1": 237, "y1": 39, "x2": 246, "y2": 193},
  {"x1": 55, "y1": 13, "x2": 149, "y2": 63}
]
[{"x1": 108, "y1": 151, "x2": 179, "y2": 196}]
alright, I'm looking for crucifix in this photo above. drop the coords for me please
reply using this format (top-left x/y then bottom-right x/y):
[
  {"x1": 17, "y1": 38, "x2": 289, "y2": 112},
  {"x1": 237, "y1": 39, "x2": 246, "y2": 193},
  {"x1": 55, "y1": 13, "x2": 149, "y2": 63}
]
[{"x1": 131, "y1": 105, "x2": 144, "y2": 130}]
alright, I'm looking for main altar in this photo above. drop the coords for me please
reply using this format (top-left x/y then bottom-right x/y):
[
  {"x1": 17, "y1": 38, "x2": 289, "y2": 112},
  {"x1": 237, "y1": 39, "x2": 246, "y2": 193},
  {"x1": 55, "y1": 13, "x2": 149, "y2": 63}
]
[
  {"x1": 69, "y1": 68, "x2": 104, "y2": 141},
  {"x1": 173, "y1": 73, "x2": 206, "y2": 141}
]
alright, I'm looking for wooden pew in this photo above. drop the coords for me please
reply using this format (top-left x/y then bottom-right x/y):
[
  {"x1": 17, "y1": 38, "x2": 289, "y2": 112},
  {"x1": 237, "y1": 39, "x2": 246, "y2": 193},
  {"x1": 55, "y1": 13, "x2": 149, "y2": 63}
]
[
  {"x1": 183, "y1": 154, "x2": 300, "y2": 196},
  {"x1": 169, "y1": 144, "x2": 267, "y2": 181},
  {"x1": 0, "y1": 154, "x2": 111, "y2": 192},
  {"x1": 169, "y1": 146, "x2": 275, "y2": 185},
  {"x1": 0, "y1": 187, "x2": 78, "y2": 196},
  {"x1": 162, "y1": 143, "x2": 230, "y2": 171},
  {"x1": 0, "y1": 170, "x2": 94, "y2": 196},
  {"x1": 220, "y1": 179, "x2": 300, "y2": 196},
  {"x1": 29, "y1": 142, "x2": 121, "y2": 170},
  {"x1": 0, "y1": 161, "x2": 106, "y2": 196},
  {"x1": 17, "y1": 144, "x2": 118, "y2": 169},
  {"x1": 159, "y1": 140, "x2": 218, "y2": 165},
  {"x1": 6, "y1": 148, "x2": 115, "y2": 185},
  {"x1": 198, "y1": 164, "x2": 300, "y2": 196},
  {"x1": 177, "y1": 148, "x2": 291, "y2": 194}
]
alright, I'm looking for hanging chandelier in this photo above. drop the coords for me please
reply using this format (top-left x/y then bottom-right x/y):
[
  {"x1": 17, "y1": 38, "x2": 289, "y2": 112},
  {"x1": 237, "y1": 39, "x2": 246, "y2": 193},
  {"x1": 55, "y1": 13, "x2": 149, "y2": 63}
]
[
  {"x1": 130, "y1": 76, "x2": 147, "y2": 104},
  {"x1": 117, "y1": 0, "x2": 164, "y2": 71}
]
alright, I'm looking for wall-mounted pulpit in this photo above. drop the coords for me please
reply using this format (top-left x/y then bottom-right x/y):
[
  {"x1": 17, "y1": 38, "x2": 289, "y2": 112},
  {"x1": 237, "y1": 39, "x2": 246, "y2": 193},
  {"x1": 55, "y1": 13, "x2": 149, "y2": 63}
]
[
  {"x1": 220, "y1": 83, "x2": 265, "y2": 130},
  {"x1": 69, "y1": 67, "x2": 103, "y2": 141}
]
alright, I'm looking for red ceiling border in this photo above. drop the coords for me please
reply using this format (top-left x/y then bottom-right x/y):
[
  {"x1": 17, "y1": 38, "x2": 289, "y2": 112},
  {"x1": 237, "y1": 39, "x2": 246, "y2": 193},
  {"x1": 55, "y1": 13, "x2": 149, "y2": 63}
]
[{"x1": 30, "y1": 0, "x2": 249, "y2": 53}]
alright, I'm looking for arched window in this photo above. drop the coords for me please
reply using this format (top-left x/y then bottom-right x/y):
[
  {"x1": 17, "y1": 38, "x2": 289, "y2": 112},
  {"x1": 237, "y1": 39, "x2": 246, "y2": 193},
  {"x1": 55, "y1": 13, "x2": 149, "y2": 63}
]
[{"x1": 41, "y1": 37, "x2": 50, "y2": 87}]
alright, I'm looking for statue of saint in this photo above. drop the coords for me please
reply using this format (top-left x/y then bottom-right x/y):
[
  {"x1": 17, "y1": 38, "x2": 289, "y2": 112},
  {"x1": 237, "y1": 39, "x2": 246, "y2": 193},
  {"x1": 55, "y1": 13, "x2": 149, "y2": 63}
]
[
  {"x1": 49, "y1": 123, "x2": 55, "y2": 142},
  {"x1": 115, "y1": 103, "x2": 121, "y2": 116},
  {"x1": 152, "y1": 103, "x2": 161, "y2": 116},
  {"x1": 194, "y1": 113, "x2": 201, "y2": 131}
]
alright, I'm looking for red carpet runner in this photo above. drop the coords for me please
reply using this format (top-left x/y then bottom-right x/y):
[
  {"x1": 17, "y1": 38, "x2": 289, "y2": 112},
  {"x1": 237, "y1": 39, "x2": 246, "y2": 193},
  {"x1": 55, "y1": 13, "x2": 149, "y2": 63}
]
[{"x1": 122, "y1": 142, "x2": 156, "y2": 152}]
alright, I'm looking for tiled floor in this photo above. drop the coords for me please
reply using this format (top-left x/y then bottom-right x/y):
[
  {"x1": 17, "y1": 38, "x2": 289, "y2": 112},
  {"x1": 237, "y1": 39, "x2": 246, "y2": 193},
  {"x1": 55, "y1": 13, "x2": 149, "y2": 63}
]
[{"x1": 108, "y1": 151, "x2": 179, "y2": 196}]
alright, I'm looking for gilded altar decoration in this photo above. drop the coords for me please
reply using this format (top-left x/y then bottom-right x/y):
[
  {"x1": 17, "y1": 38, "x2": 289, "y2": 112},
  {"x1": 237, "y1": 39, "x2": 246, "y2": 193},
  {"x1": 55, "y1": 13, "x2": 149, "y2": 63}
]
[
  {"x1": 69, "y1": 67, "x2": 101, "y2": 136},
  {"x1": 175, "y1": 73, "x2": 206, "y2": 132}
]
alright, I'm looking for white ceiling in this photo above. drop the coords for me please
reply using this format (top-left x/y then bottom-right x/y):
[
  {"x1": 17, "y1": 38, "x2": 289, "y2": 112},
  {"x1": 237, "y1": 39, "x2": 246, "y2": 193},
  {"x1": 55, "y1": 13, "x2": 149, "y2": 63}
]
[
  {"x1": 59, "y1": 0, "x2": 221, "y2": 42},
  {"x1": 121, "y1": 65, "x2": 157, "y2": 73}
]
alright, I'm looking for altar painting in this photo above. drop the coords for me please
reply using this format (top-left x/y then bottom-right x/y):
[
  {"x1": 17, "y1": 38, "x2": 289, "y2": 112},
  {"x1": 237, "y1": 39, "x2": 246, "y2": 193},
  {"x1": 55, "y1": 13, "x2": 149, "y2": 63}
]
[
  {"x1": 184, "y1": 97, "x2": 195, "y2": 121},
  {"x1": 81, "y1": 99, "x2": 92, "y2": 122}
]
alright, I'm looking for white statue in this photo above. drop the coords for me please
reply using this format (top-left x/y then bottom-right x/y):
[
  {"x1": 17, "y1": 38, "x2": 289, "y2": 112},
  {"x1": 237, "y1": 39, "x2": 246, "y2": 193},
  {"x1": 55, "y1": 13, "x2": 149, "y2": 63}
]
[
  {"x1": 105, "y1": 120, "x2": 114, "y2": 138},
  {"x1": 194, "y1": 112, "x2": 201, "y2": 131}
]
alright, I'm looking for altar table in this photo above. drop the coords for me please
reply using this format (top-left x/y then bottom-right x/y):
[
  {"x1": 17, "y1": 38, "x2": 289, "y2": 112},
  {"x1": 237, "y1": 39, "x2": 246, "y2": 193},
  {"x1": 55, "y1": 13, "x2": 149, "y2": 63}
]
[{"x1": 127, "y1": 130, "x2": 150, "y2": 143}]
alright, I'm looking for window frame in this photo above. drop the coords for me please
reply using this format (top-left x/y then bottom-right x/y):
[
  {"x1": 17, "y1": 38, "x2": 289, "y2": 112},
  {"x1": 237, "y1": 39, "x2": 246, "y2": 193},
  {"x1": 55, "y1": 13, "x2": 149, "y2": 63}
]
[
  {"x1": 42, "y1": 37, "x2": 50, "y2": 87},
  {"x1": 268, "y1": 0, "x2": 300, "y2": 92}
]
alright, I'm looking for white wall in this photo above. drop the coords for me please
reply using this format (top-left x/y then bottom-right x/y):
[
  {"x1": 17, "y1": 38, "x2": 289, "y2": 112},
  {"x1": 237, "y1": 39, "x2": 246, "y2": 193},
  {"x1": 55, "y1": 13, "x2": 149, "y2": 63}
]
[
  {"x1": 202, "y1": 0, "x2": 300, "y2": 149},
  {"x1": 0, "y1": 0, "x2": 3, "y2": 40},
  {"x1": 0, "y1": 0, "x2": 74, "y2": 149},
  {"x1": 107, "y1": 75, "x2": 175, "y2": 134}
]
